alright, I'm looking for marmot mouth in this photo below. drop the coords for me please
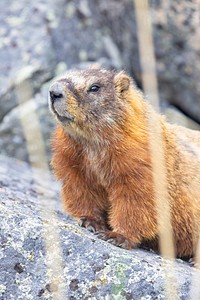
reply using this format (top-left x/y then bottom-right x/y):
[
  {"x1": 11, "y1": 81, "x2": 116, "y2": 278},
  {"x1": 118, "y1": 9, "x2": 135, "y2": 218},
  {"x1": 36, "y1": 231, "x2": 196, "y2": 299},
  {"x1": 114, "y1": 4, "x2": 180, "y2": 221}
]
[
  {"x1": 51, "y1": 104, "x2": 74, "y2": 123},
  {"x1": 57, "y1": 114, "x2": 73, "y2": 123}
]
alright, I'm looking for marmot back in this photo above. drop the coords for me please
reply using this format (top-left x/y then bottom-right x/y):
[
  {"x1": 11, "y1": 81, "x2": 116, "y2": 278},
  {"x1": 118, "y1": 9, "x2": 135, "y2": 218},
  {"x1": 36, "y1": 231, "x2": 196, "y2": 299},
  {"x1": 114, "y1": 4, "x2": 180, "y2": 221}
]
[{"x1": 49, "y1": 67, "x2": 200, "y2": 258}]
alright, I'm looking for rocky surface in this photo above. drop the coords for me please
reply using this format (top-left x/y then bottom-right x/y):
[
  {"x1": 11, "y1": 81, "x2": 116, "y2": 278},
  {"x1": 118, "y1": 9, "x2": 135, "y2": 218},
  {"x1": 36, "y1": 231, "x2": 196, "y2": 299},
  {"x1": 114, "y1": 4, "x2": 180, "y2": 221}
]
[
  {"x1": 164, "y1": 106, "x2": 200, "y2": 131},
  {"x1": 151, "y1": 1, "x2": 200, "y2": 123},
  {"x1": 0, "y1": 80, "x2": 55, "y2": 162},
  {"x1": 0, "y1": 155, "x2": 198, "y2": 299}
]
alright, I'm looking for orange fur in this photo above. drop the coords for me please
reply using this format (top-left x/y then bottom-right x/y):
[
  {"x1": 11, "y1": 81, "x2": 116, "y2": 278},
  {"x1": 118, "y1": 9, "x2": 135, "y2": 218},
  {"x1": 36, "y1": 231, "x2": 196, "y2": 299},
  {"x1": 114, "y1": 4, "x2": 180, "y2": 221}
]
[{"x1": 50, "y1": 68, "x2": 200, "y2": 257}]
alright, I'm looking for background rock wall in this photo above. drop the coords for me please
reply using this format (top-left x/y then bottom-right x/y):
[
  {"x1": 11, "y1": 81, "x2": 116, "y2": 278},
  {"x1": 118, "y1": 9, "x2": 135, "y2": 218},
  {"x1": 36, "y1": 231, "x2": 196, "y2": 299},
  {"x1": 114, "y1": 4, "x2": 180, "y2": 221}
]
[{"x1": 0, "y1": 0, "x2": 200, "y2": 162}]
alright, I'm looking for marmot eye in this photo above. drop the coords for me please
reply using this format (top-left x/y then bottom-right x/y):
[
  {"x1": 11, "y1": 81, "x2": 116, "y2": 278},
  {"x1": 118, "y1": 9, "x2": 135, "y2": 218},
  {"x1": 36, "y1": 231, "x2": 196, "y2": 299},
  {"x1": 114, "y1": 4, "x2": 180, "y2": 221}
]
[{"x1": 88, "y1": 85, "x2": 100, "y2": 93}]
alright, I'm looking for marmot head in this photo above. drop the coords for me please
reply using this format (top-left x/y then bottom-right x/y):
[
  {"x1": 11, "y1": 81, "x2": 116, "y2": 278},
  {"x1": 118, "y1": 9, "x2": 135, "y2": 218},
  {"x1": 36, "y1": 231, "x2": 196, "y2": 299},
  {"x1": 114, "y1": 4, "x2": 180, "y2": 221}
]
[{"x1": 49, "y1": 67, "x2": 135, "y2": 140}]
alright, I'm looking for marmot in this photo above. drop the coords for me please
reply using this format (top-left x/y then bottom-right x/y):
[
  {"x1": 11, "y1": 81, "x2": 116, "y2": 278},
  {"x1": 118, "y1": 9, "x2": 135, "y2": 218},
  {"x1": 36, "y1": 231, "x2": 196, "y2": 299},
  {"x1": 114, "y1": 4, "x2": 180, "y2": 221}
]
[{"x1": 49, "y1": 67, "x2": 200, "y2": 258}]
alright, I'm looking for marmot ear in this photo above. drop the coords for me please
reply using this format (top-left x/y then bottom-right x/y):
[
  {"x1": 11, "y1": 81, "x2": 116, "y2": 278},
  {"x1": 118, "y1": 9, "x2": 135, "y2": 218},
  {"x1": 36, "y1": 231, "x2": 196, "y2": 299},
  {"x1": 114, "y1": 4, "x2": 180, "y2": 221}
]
[{"x1": 114, "y1": 71, "x2": 130, "y2": 93}]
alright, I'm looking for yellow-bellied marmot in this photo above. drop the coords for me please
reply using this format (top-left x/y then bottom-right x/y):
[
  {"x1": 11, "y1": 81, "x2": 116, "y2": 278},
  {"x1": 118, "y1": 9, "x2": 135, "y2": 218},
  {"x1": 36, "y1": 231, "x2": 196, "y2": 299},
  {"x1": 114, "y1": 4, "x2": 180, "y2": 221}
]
[{"x1": 49, "y1": 67, "x2": 200, "y2": 258}]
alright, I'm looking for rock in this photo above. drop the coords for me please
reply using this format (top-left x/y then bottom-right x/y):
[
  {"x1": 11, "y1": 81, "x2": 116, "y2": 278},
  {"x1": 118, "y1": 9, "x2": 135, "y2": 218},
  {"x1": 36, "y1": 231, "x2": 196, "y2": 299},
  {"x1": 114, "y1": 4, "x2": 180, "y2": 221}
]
[
  {"x1": 50, "y1": 0, "x2": 138, "y2": 75},
  {"x1": 0, "y1": 81, "x2": 55, "y2": 163},
  {"x1": 163, "y1": 106, "x2": 200, "y2": 131},
  {"x1": 0, "y1": 155, "x2": 198, "y2": 299},
  {"x1": 0, "y1": 65, "x2": 52, "y2": 122},
  {"x1": 0, "y1": 1, "x2": 56, "y2": 120},
  {"x1": 151, "y1": 1, "x2": 200, "y2": 123}
]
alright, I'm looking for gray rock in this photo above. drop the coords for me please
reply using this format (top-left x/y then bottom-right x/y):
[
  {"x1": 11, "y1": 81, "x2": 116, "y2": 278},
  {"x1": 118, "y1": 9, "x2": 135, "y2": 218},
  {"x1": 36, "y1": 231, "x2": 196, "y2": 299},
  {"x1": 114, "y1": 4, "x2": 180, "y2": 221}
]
[
  {"x1": 151, "y1": 0, "x2": 200, "y2": 123},
  {"x1": 0, "y1": 155, "x2": 198, "y2": 299},
  {"x1": 0, "y1": 65, "x2": 52, "y2": 123},
  {"x1": 0, "y1": 80, "x2": 55, "y2": 163},
  {"x1": 0, "y1": 1, "x2": 56, "y2": 120},
  {"x1": 163, "y1": 106, "x2": 200, "y2": 131}
]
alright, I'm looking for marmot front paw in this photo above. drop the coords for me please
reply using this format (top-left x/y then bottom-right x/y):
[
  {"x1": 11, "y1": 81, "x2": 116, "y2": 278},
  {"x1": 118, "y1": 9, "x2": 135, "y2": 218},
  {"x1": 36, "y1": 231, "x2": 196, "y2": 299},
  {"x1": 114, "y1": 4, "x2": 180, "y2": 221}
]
[
  {"x1": 79, "y1": 216, "x2": 109, "y2": 233},
  {"x1": 97, "y1": 231, "x2": 137, "y2": 250}
]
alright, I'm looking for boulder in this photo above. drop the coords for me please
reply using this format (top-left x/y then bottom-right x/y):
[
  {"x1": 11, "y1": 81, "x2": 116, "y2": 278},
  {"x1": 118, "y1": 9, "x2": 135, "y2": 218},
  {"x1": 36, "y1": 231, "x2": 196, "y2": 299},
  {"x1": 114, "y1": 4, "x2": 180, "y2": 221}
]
[
  {"x1": 0, "y1": 155, "x2": 197, "y2": 299},
  {"x1": 151, "y1": 0, "x2": 200, "y2": 123},
  {"x1": 0, "y1": 81, "x2": 54, "y2": 163},
  {"x1": 0, "y1": 1, "x2": 55, "y2": 121},
  {"x1": 163, "y1": 106, "x2": 200, "y2": 131}
]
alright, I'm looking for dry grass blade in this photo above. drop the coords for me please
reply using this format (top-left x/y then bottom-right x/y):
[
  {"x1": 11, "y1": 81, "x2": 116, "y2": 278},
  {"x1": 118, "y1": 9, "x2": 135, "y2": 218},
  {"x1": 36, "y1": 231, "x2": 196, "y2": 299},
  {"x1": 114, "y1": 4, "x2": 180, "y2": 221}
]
[
  {"x1": 134, "y1": 0, "x2": 179, "y2": 299},
  {"x1": 15, "y1": 75, "x2": 66, "y2": 300}
]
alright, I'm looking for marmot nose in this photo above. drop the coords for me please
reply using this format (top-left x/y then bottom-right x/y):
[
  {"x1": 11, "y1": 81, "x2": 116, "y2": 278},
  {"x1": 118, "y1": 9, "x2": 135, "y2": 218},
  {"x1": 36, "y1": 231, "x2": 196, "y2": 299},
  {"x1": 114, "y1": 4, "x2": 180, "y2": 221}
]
[
  {"x1": 49, "y1": 83, "x2": 64, "y2": 102},
  {"x1": 50, "y1": 91, "x2": 63, "y2": 101}
]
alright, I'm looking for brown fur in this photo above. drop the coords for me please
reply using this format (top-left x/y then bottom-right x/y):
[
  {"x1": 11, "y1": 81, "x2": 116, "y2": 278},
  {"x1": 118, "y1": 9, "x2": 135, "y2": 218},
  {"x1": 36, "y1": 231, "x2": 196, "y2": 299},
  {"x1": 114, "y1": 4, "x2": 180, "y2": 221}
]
[{"x1": 49, "y1": 68, "x2": 200, "y2": 257}]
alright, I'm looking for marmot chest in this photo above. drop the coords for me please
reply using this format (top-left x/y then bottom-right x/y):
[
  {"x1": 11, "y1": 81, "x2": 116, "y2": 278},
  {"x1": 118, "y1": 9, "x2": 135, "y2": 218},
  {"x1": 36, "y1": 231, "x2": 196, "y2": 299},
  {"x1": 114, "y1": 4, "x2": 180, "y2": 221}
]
[{"x1": 83, "y1": 147, "x2": 113, "y2": 188}]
